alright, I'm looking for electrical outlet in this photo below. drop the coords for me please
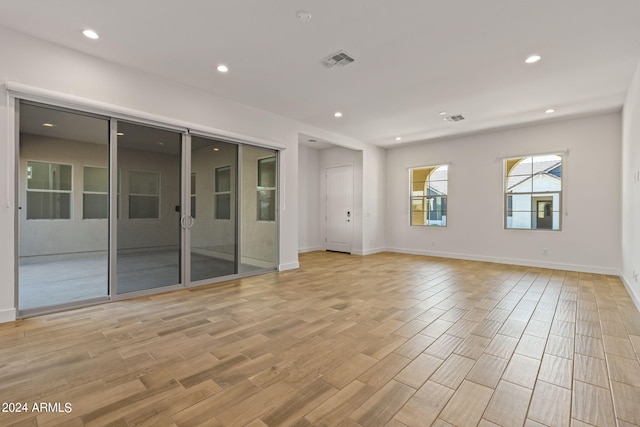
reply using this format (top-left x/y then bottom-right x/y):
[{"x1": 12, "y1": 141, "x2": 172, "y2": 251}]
[
  {"x1": 431, "y1": 241, "x2": 436, "y2": 247},
  {"x1": 542, "y1": 248, "x2": 548, "y2": 256},
  {"x1": 634, "y1": 270, "x2": 638, "y2": 282}
]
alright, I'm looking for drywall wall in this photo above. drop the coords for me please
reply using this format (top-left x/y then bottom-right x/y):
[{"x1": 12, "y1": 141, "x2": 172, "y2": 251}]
[
  {"x1": 0, "y1": 26, "x2": 302, "y2": 321},
  {"x1": 298, "y1": 145, "x2": 322, "y2": 252},
  {"x1": 622, "y1": 61, "x2": 640, "y2": 310},
  {"x1": 362, "y1": 144, "x2": 387, "y2": 254},
  {"x1": 386, "y1": 112, "x2": 622, "y2": 274}
]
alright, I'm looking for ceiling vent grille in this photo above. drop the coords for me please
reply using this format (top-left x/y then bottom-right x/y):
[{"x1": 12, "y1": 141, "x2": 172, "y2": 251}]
[
  {"x1": 444, "y1": 114, "x2": 465, "y2": 122},
  {"x1": 322, "y1": 50, "x2": 355, "y2": 68}
]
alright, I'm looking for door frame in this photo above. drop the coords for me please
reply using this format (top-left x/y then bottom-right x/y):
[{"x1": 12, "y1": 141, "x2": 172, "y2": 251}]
[{"x1": 324, "y1": 164, "x2": 354, "y2": 253}]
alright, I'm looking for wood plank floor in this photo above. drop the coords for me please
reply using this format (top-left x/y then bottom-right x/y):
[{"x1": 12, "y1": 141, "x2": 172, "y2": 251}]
[{"x1": 2, "y1": 251, "x2": 640, "y2": 426}]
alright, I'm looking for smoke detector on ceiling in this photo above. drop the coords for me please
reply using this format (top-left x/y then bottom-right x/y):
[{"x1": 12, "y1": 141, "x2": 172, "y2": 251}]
[
  {"x1": 322, "y1": 50, "x2": 355, "y2": 68},
  {"x1": 443, "y1": 114, "x2": 465, "y2": 122}
]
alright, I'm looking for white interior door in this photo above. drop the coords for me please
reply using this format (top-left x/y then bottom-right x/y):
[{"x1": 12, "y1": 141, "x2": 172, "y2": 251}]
[{"x1": 325, "y1": 165, "x2": 353, "y2": 253}]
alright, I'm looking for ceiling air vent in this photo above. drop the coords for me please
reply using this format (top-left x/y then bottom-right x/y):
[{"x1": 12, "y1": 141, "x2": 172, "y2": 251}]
[
  {"x1": 322, "y1": 50, "x2": 355, "y2": 68},
  {"x1": 443, "y1": 114, "x2": 465, "y2": 122}
]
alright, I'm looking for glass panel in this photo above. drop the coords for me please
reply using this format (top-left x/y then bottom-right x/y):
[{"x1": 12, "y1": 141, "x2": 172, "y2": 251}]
[
  {"x1": 116, "y1": 121, "x2": 182, "y2": 293},
  {"x1": 507, "y1": 175, "x2": 532, "y2": 193},
  {"x1": 27, "y1": 161, "x2": 72, "y2": 191},
  {"x1": 506, "y1": 194, "x2": 533, "y2": 229},
  {"x1": 215, "y1": 193, "x2": 231, "y2": 220},
  {"x1": 257, "y1": 189, "x2": 276, "y2": 221},
  {"x1": 258, "y1": 157, "x2": 276, "y2": 188},
  {"x1": 19, "y1": 102, "x2": 109, "y2": 310},
  {"x1": 190, "y1": 137, "x2": 238, "y2": 282},
  {"x1": 129, "y1": 171, "x2": 159, "y2": 195},
  {"x1": 26, "y1": 192, "x2": 71, "y2": 219},
  {"x1": 215, "y1": 166, "x2": 231, "y2": 192},
  {"x1": 242, "y1": 146, "x2": 277, "y2": 272},
  {"x1": 84, "y1": 166, "x2": 108, "y2": 192},
  {"x1": 428, "y1": 180, "x2": 448, "y2": 195},
  {"x1": 129, "y1": 195, "x2": 160, "y2": 219},
  {"x1": 83, "y1": 193, "x2": 108, "y2": 219},
  {"x1": 532, "y1": 175, "x2": 561, "y2": 192}
]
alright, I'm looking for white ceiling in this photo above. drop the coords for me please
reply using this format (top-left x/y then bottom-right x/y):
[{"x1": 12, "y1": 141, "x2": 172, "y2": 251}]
[{"x1": 2, "y1": 0, "x2": 639, "y2": 148}]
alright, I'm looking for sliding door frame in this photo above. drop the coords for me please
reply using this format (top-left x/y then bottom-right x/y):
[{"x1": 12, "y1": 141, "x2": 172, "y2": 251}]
[{"x1": 9, "y1": 89, "x2": 281, "y2": 318}]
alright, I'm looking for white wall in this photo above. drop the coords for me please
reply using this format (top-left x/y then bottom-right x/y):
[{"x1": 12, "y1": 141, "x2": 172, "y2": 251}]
[
  {"x1": 0, "y1": 26, "x2": 302, "y2": 322},
  {"x1": 386, "y1": 112, "x2": 622, "y2": 274},
  {"x1": 298, "y1": 145, "x2": 322, "y2": 252},
  {"x1": 362, "y1": 144, "x2": 387, "y2": 254},
  {"x1": 622, "y1": 61, "x2": 640, "y2": 310}
]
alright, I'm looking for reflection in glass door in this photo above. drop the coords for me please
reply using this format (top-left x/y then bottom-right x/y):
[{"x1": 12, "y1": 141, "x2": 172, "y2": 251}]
[
  {"x1": 18, "y1": 102, "x2": 110, "y2": 311},
  {"x1": 241, "y1": 146, "x2": 278, "y2": 273},
  {"x1": 189, "y1": 136, "x2": 238, "y2": 282},
  {"x1": 115, "y1": 122, "x2": 183, "y2": 294},
  {"x1": 16, "y1": 100, "x2": 281, "y2": 315}
]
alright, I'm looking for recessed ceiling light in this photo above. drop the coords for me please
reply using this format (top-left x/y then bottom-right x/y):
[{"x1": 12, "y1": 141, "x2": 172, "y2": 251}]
[
  {"x1": 42, "y1": 123, "x2": 56, "y2": 127},
  {"x1": 82, "y1": 29, "x2": 99, "y2": 40},
  {"x1": 438, "y1": 111, "x2": 447, "y2": 116},
  {"x1": 157, "y1": 142, "x2": 165, "y2": 146},
  {"x1": 213, "y1": 147, "x2": 220, "y2": 151},
  {"x1": 334, "y1": 112, "x2": 343, "y2": 118},
  {"x1": 296, "y1": 10, "x2": 312, "y2": 22},
  {"x1": 395, "y1": 137, "x2": 402, "y2": 141},
  {"x1": 525, "y1": 55, "x2": 541, "y2": 64},
  {"x1": 545, "y1": 108, "x2": 555, "y2": 114},
  {"x1": 217, "y1": 64, "x2": 229, "y2": 73},
  {"x1": 116, "y1": 132, "x2": 124, "y2": 136}
]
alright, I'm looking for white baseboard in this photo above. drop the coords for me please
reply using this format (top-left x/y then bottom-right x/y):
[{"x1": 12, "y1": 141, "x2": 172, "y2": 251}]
[
  {"x1": 279, "y1": 262, "x2": 300, "y2": 271},
  {"x1": 298, "y1": 246, "x2": 324, "y2": 254},
  {"x1": 352, "y1": 247, "x2": 386, "y2": 256},
  {"x1": 386, "y1": 247, "x2": 620, "y2": 276},
  {"x1": 620, "y1": 272, "x2": 640, "y2": 312},
  {"x1": 0, "y1": 308, "x2": 16, "y2": 324}
]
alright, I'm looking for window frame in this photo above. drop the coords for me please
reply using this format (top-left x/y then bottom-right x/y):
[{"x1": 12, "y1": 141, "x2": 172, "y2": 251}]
[
  {"x1": 256, "y1": 156, "x2": 276, "y2": 222},
  {"x1": 82, "y1": 165, "x2": 109, "y2": 220},
  {"x1": 409, "y1": 164, "x2": 448, "y2": 227},
  {"x1": 504, "y1": 153, "x2": 563, "y2": 231},
  {"x1": 214, "y1": 165, "x2": 231, "y2": 220},
  {"x1": 25, "y1": 160, "x2": 73, "y2": 220}
]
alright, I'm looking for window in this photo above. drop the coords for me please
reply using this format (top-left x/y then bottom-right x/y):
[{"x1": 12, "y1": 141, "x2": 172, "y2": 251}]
[
  {"x1": 257, "y1": 157, "x2": 276, "y2": 221},
  {"x1": 505, "y1": 154, "x2": 562, "y2": 230},
  {"x1": 410, "y1": 164, "x2": 448, "y2": 226},
  {"x1": 26, "y1": 161, "x2": 72, "y2": 220},
  {"x1": 83, "y1": 166, "x2": 108, "y2": 219},
  {"x1": 214, "y1": 166, "x2": 231, "y2": 220},
  {"x1": 129, "y1": 171, "x2": 160, "y2": 219}
]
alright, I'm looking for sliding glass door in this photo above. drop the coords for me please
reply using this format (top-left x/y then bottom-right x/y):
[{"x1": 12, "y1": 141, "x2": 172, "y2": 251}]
[
  {"x1": 18, "y1": 102, "x2": 110, "y2": 311},
  {"x1": 189, "y1": 136, "x2": 238, "y2": 282},
  {"x1": 241, "y1": 146, "x2": 278, "y2": 273},
  {"x1": 115, "y1": 121, "x2": 183, "y2": 294},
  {"x1": 17, "y1": 100, "x2": 279, "y2": 315}
]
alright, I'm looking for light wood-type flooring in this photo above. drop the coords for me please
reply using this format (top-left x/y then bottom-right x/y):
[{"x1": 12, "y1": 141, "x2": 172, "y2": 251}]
[{"x1": 2, "y1": 251, "x2": 640, "y2": 426}]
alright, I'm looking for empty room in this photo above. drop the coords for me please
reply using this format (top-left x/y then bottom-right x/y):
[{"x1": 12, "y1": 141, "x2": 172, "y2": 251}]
[{"x1": 1, "y1": 1, "x2": 640, "y2": 426}]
